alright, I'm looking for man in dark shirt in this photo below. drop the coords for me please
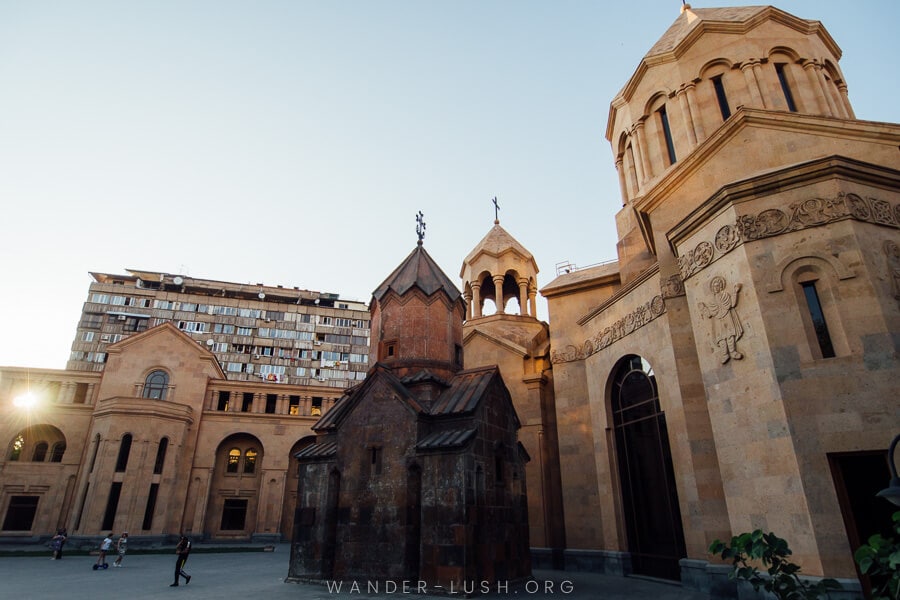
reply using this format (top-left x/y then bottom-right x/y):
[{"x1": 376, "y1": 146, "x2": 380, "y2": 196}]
[{"x1": 170, "y1": 535, "x2": 191, "y2": 586}]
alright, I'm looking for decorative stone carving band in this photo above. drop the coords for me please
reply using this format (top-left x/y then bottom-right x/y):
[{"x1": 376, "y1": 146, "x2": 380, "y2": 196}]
[
  {"x1": 550, "y1": 295, "x2": 666, "y2": 364},
  {"x1": 678, "y1": 192, "x2": 899, "y2": 281}
]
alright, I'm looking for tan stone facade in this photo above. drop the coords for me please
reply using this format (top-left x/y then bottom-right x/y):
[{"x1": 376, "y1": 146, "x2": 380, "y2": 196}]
[
  {"x1": 0, "y1": 323, "x2": 341, "y2": 544},
  {"x1": 537, "y1": 3, "x2": 899, "y2": 590}
]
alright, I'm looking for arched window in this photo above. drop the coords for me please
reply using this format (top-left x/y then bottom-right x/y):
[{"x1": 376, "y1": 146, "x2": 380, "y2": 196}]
[
  {"x1": 50, "y1": 442, "x2": 66, "y2": 463},
  {"x1": 243, "y1": 449, "x2": 258, "y2": 474},
  {"x1": 9, "y1": 435, "x2": 24, "y2": 461},
  {"x1": 143, "y1": 370, "x2": 169, "y2": 400},
  {"x1": 32, "y1": 442, "x2": 49, "y2": 462},
  {"x1": 226, "y1": 448, "x2": 240, "y2": 473},
  {"x1": 153, "y1": 438, "x2": 168, "y2": 475},
  {"x1": 115, "y1": 434, "x2": 133, "y2": 472}
]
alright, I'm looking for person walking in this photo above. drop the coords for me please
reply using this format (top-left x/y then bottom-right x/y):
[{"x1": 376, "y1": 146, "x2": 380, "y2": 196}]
[
  {"x1": 170, "y1": 535, "x2": 191, "y2": 586},
  {"x1": 113, "y1": 532, "x2": 128, "y2": 567},
  {"x1": 50, "y1": 528, "x2": 67, "y2": 560},
  {"x1": 93, "y1": 532, "x2": 113, "y2": 570}
]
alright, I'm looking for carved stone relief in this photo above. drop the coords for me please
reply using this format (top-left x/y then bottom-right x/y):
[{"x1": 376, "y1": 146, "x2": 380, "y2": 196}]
[
  {"x1": 660, "y1": 274, "x2": 685, "y2": 299},
  {"x1": 885, "y1": 240, "x2": 900, "y2": 299},
  {"x1": 697, "y1": 276, "x2": 744, "y2": 364},
  {"x1": 550, "y1": 295, "x2": 666, "y2": 364},
  {"x1": 677, "y1": 191, "x2": 899, "y2": 281}
]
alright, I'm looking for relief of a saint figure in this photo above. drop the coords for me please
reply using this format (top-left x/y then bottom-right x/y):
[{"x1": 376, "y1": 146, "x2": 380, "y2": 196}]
[{"x1": 698, "y1": 275, "x2": 744, "y2": 364}]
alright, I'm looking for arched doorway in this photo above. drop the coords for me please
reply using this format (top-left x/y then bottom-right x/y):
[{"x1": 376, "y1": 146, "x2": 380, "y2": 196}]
[
  {"x1": 611, "y1": 355, "x2": 686, "y2": 580},
  {"x1": 205, "y1": 433, "x2": 264, "y2": 540}
]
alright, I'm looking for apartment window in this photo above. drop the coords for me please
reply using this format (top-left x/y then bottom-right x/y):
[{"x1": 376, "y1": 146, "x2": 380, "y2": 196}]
[
  {"x1": 142, "y1": 483, "x2": 159, "y2": 530},
  {"x1": 226, "y1": 362, "x2": 242, "y2": 373},
  {"x1": 153, "y1": 438, "x2": 168, "y2": 475},
  {"x1": 239, "y1": 308, "x2": 261, "y2": 318},
  {"x1": 177, "y1": 321, "x2": 207, "y2": 333},
  {"x1": 801, "y1": 282, "x2": 836, "y2": 358},
  {"x1": 221, "y1": 499, "x2": 247, "y2": 531},
  {"x1": 124, "y1": 317, "x2": 148, "y2": 333},
  {"x1": 2, "y1": 496, "x2": 39, "y2": 531},
  {"x1": 226, "y1": 449, "x2": 240, "y2": 473},
  {"x1": 82, "y1": 331, "x2": 95, "y2": 342},
  {"x1": 213, "y1": 342, "x2": 228, "y2": 353},
  {"x1": 775, "y1": 63, "x2": 798, "y2": 112},
  {"x1": 335, "y1": 318, "x2": 353, "y2": 327},
  {"x1": 102, "y1": 482, "x2": 122, "y2": 531},
  {"x1": 81, "y1": 313, "x2": 104, "y2": 329},
  {"x1": 32, "y1": 442, "x2": 48, "y2": 462},
  {"x1": 110, "y1": 296, "x2": 127, "y2": 306},
  {"x1": 658, "y1": 105, "x2": 677, "y2": 165},
  {"x1": 712, "y1": 75, "x2": 731, "y2": 120},
  {"x1": 321, "y1": 316, "x2": 333, "y2": 326},
  {"x1": 153, "y1": 300, "x2": 175, "y2": 310},
  {"x1": 91, "y1": 293, "x2": 110, "y2": 304},
  {"x1": 213, "y1": 323, "x2": 235, "y2": 334},
  {"x1": 237, "y1": 327, "x2": 253, "y2": 336},
  {"x1": 244, "y1": 449, "x2": 258, "y2": 474},
  {"x1": 143, "y1": 370, "x2": 169, "y2": 400},
  {"x1": 115, "y1": 434, "x2": 132, "y2": 472},
  {"x1": 298, "y1": 314, "x2": 312, "y2": 324},
  {"x1": 217, "y1": 391, "x2": 230, "y2": 411}
]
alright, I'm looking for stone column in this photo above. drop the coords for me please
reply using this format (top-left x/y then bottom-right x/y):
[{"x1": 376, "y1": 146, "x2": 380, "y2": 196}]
[
  {"x1": 463, "y1": 288, "x2": 472, "y2": 321},
  {"x1": 814, "y1": 65, "x2": 841, "y2": 117},
  {"x1": 529, "y1": 286, "x2": 538, "y2": 319},
  {"x1": 802, "y1": 59, "x2": 830, "y2": 115},
  {"x1": 472, "y1": 282, "x2": 483, "y2": 318},
  {"x1": 837, "y1": 82, "x2": 855, "y2": 119},
  {"x1": 632, "y1": 119, "x2": 651, "y2": 183},
  {"x1": 518, "y1": 278, "x2": 529, "y2": 316},
  {"x1": 615, "y1": 156, "x2": 629, "y2": 204},
  {"x1": 740, "y1": 59, "x2": 766, "y2": 108},
  {"x1": 675, "y1": 83, "x2": 698, "y2": 148},
  {"x1": 493, "y1": 274, "x2": 505, "y2": 315},
  {"x1": 254, "y1": 392, "x2": 265, "y2": 413},
  {"x1": 685, "y1": 80, "x2": 705, "y2": 141}
]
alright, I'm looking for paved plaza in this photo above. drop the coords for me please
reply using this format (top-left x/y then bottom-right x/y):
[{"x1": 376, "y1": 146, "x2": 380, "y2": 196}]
[{"x1": 0, "y1": 544, "x2": 712, "y2": 600}]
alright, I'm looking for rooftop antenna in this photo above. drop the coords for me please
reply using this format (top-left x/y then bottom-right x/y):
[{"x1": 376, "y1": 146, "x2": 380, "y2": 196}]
[
  {"x1": 416, "y1": 211, "x2": 426, "y2": 245},
  {"x1": 492, "y1": 196, "x2": 500, "y2": 224}
]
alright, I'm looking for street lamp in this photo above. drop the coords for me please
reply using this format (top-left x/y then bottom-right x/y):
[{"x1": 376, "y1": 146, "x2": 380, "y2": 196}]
[{"x1": 877, "y1": 433, "x2": 900, "y2": 506}]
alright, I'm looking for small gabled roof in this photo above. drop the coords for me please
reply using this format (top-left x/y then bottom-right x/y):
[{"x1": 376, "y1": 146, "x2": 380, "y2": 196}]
[
  {"x1": 372, "y1": 243, "x2": 461, "y2": 302},
  {"x1": 430, "y1": 365, "x2": 505, "y2": 417},
  {"x1": 294, "y1": 441, "x2": 337, "y2": 460},
  {"x1": 462, "y1": 223, "x2": 536, "y2": 268},
  {"x1": 416, "y1": 428, "x2": 478, "y2": 451}
]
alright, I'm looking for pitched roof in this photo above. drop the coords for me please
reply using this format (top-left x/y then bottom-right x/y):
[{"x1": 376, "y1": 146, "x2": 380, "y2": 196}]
[
  {"x1": 294, "y1": 441, "x2": 337, "y2": 460},
  {"x1": 371, "y1": 243, "x2": 461, "y2": 302},
  {"x1": 644, "y1": 6, "x2": 769, "y2": 59},
  {"x1": 463, "y1": 223, "x2": 535, "y2": 266},
  {"x1": 430, "y1": 366, "x2": 499, "y2": 416},
  {"x1": 416, "y1": 428, "x2": 478, "y2": 451}
]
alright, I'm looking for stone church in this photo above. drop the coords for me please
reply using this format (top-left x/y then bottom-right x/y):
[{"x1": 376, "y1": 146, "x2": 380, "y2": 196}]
[{"x1": 288, "y1": 239, "x2": 531, "y2": 588}]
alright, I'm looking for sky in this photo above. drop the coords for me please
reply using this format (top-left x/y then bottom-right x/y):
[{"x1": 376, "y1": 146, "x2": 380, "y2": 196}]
[{"x1": 1, "y1": 0, "x2": 897, "y2": 370}]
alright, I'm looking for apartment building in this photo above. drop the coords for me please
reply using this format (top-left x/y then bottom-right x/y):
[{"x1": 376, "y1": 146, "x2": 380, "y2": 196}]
[{"x1": 68, "y1": 269, "x2": 371, "y2": 389}]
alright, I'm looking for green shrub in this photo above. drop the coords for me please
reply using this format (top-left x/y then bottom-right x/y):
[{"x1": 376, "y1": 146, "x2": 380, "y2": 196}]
[
  {"x1": 709, "y1": 530, "x2": 841, "y2": 600},
  {"x1": 853, "y1": 511, "x2": 900, "y2": 600}
]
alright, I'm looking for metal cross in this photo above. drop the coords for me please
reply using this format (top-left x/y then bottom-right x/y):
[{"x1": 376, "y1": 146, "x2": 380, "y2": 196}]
[
  {"x1": 492, "y1": 196, "x2": 500, "y2": 222},
  {"x1": 416, "y1": 211, "x2": 426, "y2": 244}
]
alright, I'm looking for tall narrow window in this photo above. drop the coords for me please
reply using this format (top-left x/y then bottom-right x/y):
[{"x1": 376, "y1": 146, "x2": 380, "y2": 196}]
[
  {"x1": 102, "y1": 482, "x2": 122, "y2": 530},
  {"x1": 712, "y1": 75, "x2": 731, "y2": 120},
  {"x1": 32, "y1": 442, "x2": 48, "y2": 462},
  {"x1": 243, "y1": 449, "x2": 258, "y2": 474},
  {"x1": 657, "y1": 106, "x2": 677, "y2": 165},
  {"x1": 142, "y1": 483, "x2": 159, "y2": 530},
  {"x1": 88, "y1": 434, "x2": 100, "y2": 472},
  {"x1": 115, "y1": 434, "x2": 132, "y2": 472},
  {"x1": 153, "y1": 438, "x2": 168, "y2": 475},
  {"x1": 801, "y1": 282, "x2": 836, "y2": 358},
  {"x1": 143, "y1": 370, "x2": 168, "y2": 400},
  {"x1": 242, "y1": 393, "x2": 253, "y2": 412},
  {"x1": 217, "y1": 391, "x2": 230, "y2": 411},
  {"x1": 226, "y1": 448, "x2": 240, "y2": 473},
  {"x1": 265, "y1": 394, "x2": 277, "y2": 414},
  {"x1": 369, "y1": 447, "x2": 382, "y2": 476},
  {"x1": 775, "y1": 63, "x2": 798, "y2": 112},
  {"x1": 288, "y1": 395, "x2": 300, "y2": 415},
  {"x1": 50, "y1": 442, "x2": 66, "y2": 463}
]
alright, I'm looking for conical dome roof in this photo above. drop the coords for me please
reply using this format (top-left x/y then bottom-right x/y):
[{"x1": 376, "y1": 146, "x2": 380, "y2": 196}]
[
  {"x1": 372, "y1": 243, "x2": 461, "y2": 302},
  {"x1": 463, "y1": 223, "x2": 535, "y2": 268}
]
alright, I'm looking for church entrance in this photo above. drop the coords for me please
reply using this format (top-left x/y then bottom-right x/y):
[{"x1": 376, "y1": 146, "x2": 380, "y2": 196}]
[{"x1": 611, "y1": 355, "x2": 686, "y2": 581}]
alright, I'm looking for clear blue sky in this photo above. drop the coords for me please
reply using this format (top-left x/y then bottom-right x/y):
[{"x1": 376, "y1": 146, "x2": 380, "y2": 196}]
[{"x1": 1, "y1": 1, "x2": 897, "y2": 369}]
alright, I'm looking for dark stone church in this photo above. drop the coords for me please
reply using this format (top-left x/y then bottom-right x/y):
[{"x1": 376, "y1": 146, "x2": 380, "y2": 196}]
[{"x1": 287, "y1": 238, "x2": 532, "y2": 589}]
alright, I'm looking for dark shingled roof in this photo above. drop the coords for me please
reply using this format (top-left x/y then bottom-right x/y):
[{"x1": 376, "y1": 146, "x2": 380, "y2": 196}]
[
  {"x1": 294, "y1": 440, "x2": 338, "y2": 460},
  {"x1": 371, "y1": 244, "x2": 461, "y2": 302},
  {"x1": 416, "y1": 428, "x2": 478, "y2": 451},
  {"x1": 430, "y1": 367, "x2": 496, "y2": 415}
]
